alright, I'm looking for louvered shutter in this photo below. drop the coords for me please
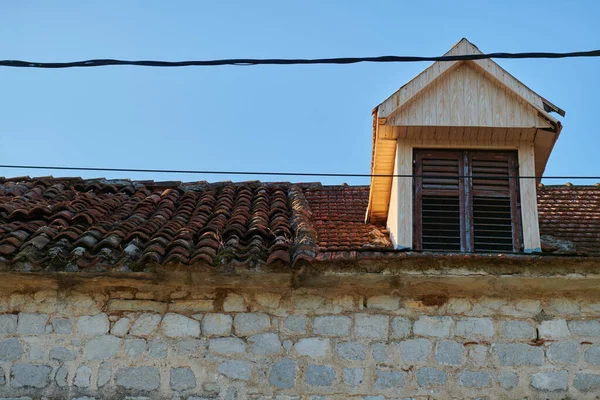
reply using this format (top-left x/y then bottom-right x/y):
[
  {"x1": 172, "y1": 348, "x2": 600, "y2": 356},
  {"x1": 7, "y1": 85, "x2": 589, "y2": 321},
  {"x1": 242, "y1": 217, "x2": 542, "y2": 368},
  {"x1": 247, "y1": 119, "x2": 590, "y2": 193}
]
[
  {"x1": 414, "y1": 150, "x2": 521, "y2": 253},
  {"x1": 414, "y1": 150, "x2": 465, "y2": 252},
  {"x1": 469, "y1": 152, "x2": 521, "y2": 253}
]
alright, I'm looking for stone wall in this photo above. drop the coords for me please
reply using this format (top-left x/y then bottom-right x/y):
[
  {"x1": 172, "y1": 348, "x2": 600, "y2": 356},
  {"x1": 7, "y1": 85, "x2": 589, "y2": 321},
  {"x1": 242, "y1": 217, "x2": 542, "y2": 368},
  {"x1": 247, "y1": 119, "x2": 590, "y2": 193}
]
[{"x1": 0, "y1": 288, "x2": 600, "y2": 399}]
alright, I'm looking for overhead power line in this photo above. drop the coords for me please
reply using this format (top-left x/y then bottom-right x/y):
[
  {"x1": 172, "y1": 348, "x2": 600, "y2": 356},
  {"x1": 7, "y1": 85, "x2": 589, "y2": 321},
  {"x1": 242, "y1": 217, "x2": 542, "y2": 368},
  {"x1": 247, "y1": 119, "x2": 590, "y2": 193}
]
[
  {"x1": 0, "y1": 164, "x2": 598, "y2": 181},
  {"x1": 2, "y1": 49, "x2": 600, "y2": 69}
]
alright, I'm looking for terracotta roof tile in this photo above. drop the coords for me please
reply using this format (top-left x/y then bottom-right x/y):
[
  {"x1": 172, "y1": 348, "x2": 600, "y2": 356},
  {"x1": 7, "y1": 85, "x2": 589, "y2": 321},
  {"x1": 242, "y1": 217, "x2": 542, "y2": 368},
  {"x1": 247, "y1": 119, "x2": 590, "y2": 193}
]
[
  {"x1": 0, "y1": 177, "x2": 598, "y2": 271},
  {"x1": 538, "y1": 185, "x2": 600, "y2": 256},
  {"x1": 302, "y1": 185, "x2": 393, "y2": 252},
  {"x1": 0, "y1": 177, "x2": 317, "y2": 271}
]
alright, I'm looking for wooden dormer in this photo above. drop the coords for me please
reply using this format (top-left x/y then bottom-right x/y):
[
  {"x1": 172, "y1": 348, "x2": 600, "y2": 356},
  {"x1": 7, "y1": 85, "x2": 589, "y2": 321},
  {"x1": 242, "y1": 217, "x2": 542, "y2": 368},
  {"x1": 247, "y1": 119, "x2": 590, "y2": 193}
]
[{"x1": 366, "y1": 38, "x2": 564, "y2": 253}]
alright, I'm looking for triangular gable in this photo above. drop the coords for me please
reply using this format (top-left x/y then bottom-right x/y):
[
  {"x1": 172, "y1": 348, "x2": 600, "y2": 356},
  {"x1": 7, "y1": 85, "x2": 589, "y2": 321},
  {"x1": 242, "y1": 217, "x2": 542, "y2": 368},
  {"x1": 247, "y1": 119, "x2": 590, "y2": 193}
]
[
  {"x1": 377, "y1": 38, "x2": 564, "y2": 128},
  {"x1": 389, "y1": 62, "x2": 552, "y2": 128}
]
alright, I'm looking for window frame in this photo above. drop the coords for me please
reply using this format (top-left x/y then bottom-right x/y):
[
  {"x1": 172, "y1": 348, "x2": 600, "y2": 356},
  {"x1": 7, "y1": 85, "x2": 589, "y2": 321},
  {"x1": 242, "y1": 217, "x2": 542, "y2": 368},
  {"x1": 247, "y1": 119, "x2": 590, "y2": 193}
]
[{"x1": 413, "y1": 149, "x2": 522, "y2": 253}]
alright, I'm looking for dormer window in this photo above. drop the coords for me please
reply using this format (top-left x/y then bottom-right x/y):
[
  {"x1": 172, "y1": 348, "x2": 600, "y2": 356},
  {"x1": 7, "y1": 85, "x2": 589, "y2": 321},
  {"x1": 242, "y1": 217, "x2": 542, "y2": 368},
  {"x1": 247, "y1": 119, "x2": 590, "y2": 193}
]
[
  {"x1": 414, "y1": 149, "x2": 521, "y2": 253},
  {"x1": 366, "y1": 38, "x2": 565, "y2": 254}
]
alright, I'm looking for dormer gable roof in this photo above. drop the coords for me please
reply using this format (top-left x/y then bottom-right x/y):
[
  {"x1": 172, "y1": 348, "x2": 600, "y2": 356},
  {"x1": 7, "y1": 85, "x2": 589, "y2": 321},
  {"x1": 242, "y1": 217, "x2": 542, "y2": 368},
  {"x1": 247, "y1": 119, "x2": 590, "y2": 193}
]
[{"x1": 367, "y1": 38, "x2": 565, "y2": 224}]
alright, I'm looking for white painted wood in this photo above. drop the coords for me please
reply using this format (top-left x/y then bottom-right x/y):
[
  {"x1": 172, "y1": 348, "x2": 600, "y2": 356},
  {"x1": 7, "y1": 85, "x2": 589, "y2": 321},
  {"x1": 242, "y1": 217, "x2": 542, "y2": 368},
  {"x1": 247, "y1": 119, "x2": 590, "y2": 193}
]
[
  {"x1": 518, "y1": 142, "x2": 541, "y2": 252},
  {"x1": 386, "y1": 142, "x2": 413, "y2": 249}
]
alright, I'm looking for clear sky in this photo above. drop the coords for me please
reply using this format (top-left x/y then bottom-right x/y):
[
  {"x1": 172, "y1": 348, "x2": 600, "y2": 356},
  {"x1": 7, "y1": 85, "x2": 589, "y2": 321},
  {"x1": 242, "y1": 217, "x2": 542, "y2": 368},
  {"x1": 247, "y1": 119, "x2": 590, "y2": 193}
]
[{"x1": 1, "y1": 1, "x2": 599, "y2": 186}]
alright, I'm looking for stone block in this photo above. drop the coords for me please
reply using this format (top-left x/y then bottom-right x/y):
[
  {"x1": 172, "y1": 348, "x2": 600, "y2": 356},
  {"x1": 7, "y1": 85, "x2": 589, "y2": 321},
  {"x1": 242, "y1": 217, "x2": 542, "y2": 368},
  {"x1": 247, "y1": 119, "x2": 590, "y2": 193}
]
[
  {"x1": 584, "y1": 345, "x2": 600, "y2": 365},
  {"x1": 97, "y1": 362, "x2": 111, "y2": 387},
  {"x1": 149, "y1": 340, "x2": 168, "y2": 359},
  {"x1": 51, "y1": 318, "x2": 71, "y2": 334},
  {"x1": 0, "y1": 315, "x2": 17, "y2": 334},
  {"x1": 313, "y1": 316, "x2": 351, "y2": 337},
  {"x1": 169, "y1": 300, "x2": 213, "y2": 313},
  {"x1": 502, "y1": 321, "x2": 535, "y2": 340},
  {"x1": 223, "y1": 293, "x2": 246, "y2": 312},
  {"x1": 255, "y1": 293, "x2": 282, "y2": 309},
  {"x1": 374, "y1": 369, "x2": 405, "y2": 389},
  {"x1": 84, "y1": 335, "x2": 121, "y2": 360},
  {"x1": 0, "y1": 338, "x2": 23, "y2": 361},
  {"x1": 170, "y1": 367, "x2": 197, "y2": 390},
  {"x1": 574, "y1": 372, "x2": 600, "y2": 392},
  {"x1": 549, "y1": 299, "x2": 580, "y2": 315},
  {"x1": 110, "y1": 317, "x2": 130, "y2": 337},
  {"x1": 343, "y1": 368, "x2": 364, "y2": 387},
  {"x1": 208, "y1": 337, "x2": 246, "y2": 355},
  {"x1": 538, "y1": 320, "x2": 570, "y2": 339},
  {"x1": 295, "y1": 338, "x2": 330, "y2": 359},
  {"x1": 305, "y1": 364, "x2": 335, "y2": 387},
  {"x1": 234, "y1": 313, "x2": 270, "y2": 336},
  {"x1": 493, "y1": 343, "x2": 544, "y2": 366},
  {"x1": 283, "y1": 316, "x2": 307, "y2": 334},
  {"x1": 530, "y1": 370, "x2": 568, "y2": 391},
  {"x1": 568, "y1": 320, "x2": 600, "y2": 337},
  {"x1": 547, "y1": 340, "x2": 580, "y2": 365},
  {"x1": 218, "y1": 360, "x2": 252, "y2": 381},
  {"x1": 116, "y1": 366, "x2": 160, "y2": 391},
  {"x1": 249, "y1": 333, "x2": 281, "y2": 355},
  {"x1": 74, "y1": 365, "x2": 92, "y2": 388},
  {"x1": 55, "y1": 365, "x2": 68, "y2": 387},
  {"x1": 130, "y1": 313, "x2": 162, "y2": 337},
  {"x1": 335, "y1": 342, "x2": 366, "y2": 361},
  {"x1": 269, "y1": 359, "x2": 296, "y2": 389},
  {"x1": 367, "y1": 295, "x2": 400, "y2": 311},
  {"x1": 107, "y1": 299, "x2": 167, "y2": 313},
  {"x1": 49, "y1": 347, "x2": 76, "y2": 361},
  {"x1": 467, "y1": 344, "x2": 488, "y2": 366},
  {"x1": 398, "y1": 339, "x2": 432, "y2": 363},
  {"x1": 355, "y1": 314, "x2": 388, "y2": 339},
  {"x1": 436, "y1": 340, "x2": 464, "y2": 366},
  {"x1": 497, "y1": 371, "x2": 519, "y2": 390},
  {"x1": 416, "y1": 367, "x2": 447, "y2": 387},
  {"x1": 455, "y1": 318, "x2": 494, "y2": 338},
  {"x1": 445, "y1": 298, "x2": 471, "y2": 313},
  {"x1": 161, "y1": 313, "x2": 200, "y2": 338},
  {"x1": 10, "y1": 364, "x2": 51, "y2": 388},
  {"x1": 77, "y1": 314, "x2": 109, "y2": 335},
  {"x1": 175, "y1": 339, "x2": 205, "y2": 357},
  {"x1": 16, "y1": 314, "x2": 47, "y2": 335},
  {"x1": 458, "y1": 370, "x2": 491, "y2": 388},
  {"x1": 293, "y1": 294, "x2": 325, "y2": 310},
  {"x1": 124, "y1": 338, "x2": 146, "y2": 356},
  {"x1": 372, "y1": 342, "x2": 388, "y2": 362},
  {"x1": 391, "y1": 317, "x2": 411, "y2": 339},
  {"x1": 413, "y1": 316, "x2": 453, "y2": 338},
  {"x1": 515, "y1": 299, "x2": 542, "y2": 314},
  {"x1": 202, "y1": 314, "x2": 232, "y2": 336}
]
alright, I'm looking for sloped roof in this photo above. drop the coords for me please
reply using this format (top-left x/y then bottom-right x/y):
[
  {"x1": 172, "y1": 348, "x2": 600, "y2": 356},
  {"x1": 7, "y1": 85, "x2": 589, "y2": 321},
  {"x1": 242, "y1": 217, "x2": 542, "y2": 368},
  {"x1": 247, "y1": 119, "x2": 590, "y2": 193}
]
[{"x1": 0, "y1": 177, "x2": 597, "y2": 272}]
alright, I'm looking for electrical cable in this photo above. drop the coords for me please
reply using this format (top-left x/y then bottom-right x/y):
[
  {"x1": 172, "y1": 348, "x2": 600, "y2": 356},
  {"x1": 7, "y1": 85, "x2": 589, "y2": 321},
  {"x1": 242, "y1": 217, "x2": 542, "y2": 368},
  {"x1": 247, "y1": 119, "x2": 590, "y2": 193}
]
[
  {"x1": 0, "y1": 164, "x2": 598, "y2": 180},
  {"x1": 2, "y1": 49, "x2": 600, "y2": 69}
]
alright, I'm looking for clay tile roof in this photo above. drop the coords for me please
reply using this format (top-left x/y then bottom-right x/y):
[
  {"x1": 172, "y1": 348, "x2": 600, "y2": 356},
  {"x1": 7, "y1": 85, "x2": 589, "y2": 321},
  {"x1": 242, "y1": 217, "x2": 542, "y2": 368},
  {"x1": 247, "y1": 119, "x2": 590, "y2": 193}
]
[
  {"x1": 538, "y1": 185, "x2": 600, "y2": 256},
  {"x1": 0, "y1": 177, "x2": 598, "y2": 272}
]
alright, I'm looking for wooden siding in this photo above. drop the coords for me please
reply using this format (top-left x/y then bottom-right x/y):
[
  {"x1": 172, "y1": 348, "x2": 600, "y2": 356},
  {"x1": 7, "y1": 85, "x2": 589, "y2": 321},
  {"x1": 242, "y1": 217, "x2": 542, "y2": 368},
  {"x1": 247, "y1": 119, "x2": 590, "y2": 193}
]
[
  {"x1": 378, "y1": 38, "x2": 562, "y2": 123},
  {"x1": 389, "y1": 63, "x2": 551, "y2": 128}
]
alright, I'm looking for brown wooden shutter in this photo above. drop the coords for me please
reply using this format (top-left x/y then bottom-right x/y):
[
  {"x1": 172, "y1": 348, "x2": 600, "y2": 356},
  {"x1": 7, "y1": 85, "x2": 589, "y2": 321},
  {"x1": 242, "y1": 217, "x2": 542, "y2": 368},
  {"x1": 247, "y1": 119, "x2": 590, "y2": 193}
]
[
  {"x1": 414, "y1": 149, "x2": 521, "y2": 253},
  {"x1": 414, "y1": 150, "x2": 465, "y2": 252},
  {"x1": 469, "y1": 151, "x2": 521, "y2": 253}
]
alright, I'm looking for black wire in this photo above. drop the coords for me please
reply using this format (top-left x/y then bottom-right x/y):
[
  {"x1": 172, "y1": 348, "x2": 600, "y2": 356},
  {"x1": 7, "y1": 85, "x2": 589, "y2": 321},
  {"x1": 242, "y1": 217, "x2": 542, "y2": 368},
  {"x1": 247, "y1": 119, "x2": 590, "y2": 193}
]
[
  {"x1": 2, "y1": 49, "x2": 600, "y2": 69},
  {"x1": 0, "y1": 164, "x2": 598, "y2": 180}
]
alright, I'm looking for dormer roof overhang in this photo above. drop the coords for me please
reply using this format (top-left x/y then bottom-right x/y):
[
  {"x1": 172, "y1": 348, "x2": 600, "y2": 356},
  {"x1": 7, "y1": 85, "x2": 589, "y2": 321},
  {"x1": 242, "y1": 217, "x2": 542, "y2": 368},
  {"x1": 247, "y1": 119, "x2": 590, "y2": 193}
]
[{"x1": 367, "y1": 38, "x2": 565, "y2": 224}]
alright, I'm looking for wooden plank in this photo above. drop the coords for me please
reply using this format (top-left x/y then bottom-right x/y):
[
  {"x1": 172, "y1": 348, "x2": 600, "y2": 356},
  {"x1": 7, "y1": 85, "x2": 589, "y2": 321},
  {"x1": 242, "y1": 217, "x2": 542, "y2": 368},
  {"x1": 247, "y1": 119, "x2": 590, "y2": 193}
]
[
  {"x1": 449, "y1": 65, "x2": 463, "y2": 125},
  {"x1": 518, "y1": 142, "x2": 541, "y2": 252},
  {"x1": 463, "y1": 64, "x2": 476, "y2": 125}
]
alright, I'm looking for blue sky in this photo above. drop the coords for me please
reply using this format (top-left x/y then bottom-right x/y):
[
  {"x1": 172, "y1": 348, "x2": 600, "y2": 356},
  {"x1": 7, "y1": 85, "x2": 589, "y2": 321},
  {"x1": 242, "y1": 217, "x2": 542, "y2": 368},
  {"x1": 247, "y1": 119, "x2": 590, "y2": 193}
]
[{"x1": 1, "y1": 1, "x2": 599, "y2": 185}]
